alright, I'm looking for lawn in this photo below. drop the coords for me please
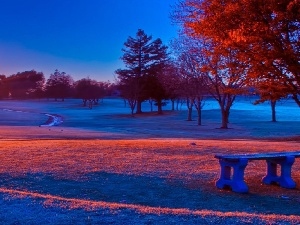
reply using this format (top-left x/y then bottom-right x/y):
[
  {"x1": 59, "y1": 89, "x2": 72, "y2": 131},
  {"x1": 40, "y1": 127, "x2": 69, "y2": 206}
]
[{"x1": 0, "y1": 98, "x2": 299, "y2": 224}]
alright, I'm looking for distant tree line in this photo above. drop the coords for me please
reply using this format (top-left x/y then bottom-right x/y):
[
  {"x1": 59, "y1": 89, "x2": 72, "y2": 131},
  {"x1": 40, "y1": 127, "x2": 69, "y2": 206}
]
[{"x1": 0, "y1": 69, "x2": 114, "y2": 108}]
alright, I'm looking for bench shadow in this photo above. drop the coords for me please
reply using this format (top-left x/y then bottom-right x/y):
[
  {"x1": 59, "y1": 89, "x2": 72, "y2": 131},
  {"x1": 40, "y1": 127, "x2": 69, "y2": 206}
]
[{"x1": 0, "y1": 172, "x2": 299, "y2": 215}]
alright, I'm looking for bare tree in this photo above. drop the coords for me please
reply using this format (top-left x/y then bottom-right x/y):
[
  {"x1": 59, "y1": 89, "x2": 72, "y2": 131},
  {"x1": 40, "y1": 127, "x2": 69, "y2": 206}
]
[
  {"x1": 172, "y1": 3, "x2": 249, "y2": 128},
  {"x1": 171, "y1": 37, "x2": 208, "y2": 125}
]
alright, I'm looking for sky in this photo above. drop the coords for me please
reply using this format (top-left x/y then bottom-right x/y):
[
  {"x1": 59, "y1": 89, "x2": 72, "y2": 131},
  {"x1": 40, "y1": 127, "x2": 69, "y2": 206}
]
[{"x1": 0, "y1": 0, "x2": 178, "y2": 82}]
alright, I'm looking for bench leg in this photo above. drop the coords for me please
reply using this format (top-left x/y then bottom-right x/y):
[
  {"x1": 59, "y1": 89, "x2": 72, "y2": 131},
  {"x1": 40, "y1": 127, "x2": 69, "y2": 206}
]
[
  {"x1": 216, "y1": 158, "x2": 249, "y2": 193},
  {"x1": 262, "y1": 156, "x2": 296, "y2": 188}
]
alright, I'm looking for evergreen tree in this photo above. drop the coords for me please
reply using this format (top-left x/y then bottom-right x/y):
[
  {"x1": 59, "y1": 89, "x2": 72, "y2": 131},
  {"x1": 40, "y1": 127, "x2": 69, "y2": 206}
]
[
  {"x1": 116, "y1": 29, "x2": 168, "y2": 114},
  {"x1": 45, "y1": 69, "x2": 73, "y2": 101}
]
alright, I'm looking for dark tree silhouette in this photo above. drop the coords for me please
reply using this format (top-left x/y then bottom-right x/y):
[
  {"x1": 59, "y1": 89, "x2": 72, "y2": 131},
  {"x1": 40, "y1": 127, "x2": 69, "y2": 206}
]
[
  {"x1": 116, "y1": 29, "x2": 168, "y2": 114},
  {"x1": 75, "y1": 78, "x2": 107, "y2": 108},
  {"x1": 116, "y1": 76, "x2": 138, "y2": 115},
  {"x1": 4, "y1": 70, "x2": 45, "y2": 99},
  {"x1": 158, "y1": 62, "x2": 182, "y2": 111},
  {"x1": 45, "y1": 69, "x2": 73, "y2": 101},
  {"x1": 0, "y1": 75, "x2": 8, "y2": 99}
]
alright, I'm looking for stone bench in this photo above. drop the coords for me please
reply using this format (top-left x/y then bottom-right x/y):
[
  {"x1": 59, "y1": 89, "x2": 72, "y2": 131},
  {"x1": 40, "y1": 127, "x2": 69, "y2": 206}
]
[{"x1": 214, "y1": 151, "x2": 300, "y2": 193}]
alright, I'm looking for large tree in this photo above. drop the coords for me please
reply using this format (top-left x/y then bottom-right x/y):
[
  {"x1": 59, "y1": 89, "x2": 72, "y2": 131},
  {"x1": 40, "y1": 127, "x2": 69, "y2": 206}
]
[
  {"x1": 171, "y1": 37, "x2": 208, "y2": 125},
  {"x1": 45, "y1": 69, "x2": 73, "y2": 101},
  {"x1": 0, "y1": 75, "x2": 8, "y2": 99},
  {"x1": 157, "y1": 62, "x2": 182, "y2": 111},
  {"x1": 253, "y1": 80, "x2": 290, "y2": 122},
  {"x1": 175, "y1": 0, "x2": 300, "y2": 106},
  {"x1": 74, "y1": 78, "x2": 107, "y2": 108},
  {"x1": 4, "y1": 70, "x2": 45, "y2": 99},
  {"x1": 116, "y1": 29, "x2": 168, "y2": 114},
  {"x1": 145, "y1": 40, "x2": 169, "y2": 114}
]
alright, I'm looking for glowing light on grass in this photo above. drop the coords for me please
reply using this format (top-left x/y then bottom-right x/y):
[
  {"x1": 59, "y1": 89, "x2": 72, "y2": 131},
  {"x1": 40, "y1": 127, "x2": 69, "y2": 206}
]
[
  {"x1": 0, "y1": 138, "x2": 299, "y2": 222},
  {"x1": 1, "y1": 188, "x2": 300, "y2": 224}
]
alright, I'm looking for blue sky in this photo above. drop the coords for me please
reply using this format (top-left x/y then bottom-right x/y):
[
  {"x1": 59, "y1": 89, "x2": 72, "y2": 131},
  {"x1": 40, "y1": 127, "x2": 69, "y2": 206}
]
[{"x1": 0, "y1": 0, "x2": 178, "y2": 81}]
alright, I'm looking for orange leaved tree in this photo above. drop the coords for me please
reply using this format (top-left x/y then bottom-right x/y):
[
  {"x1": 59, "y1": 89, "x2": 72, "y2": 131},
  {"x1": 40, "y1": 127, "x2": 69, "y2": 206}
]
[{"x1": 174, "y1": 0, "x2": 300, "y2": 107}]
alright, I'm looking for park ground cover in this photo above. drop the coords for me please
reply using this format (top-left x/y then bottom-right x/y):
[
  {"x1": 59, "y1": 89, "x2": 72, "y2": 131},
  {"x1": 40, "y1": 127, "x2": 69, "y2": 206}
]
[{"x1": 0, "y1": 98, "x2": 299, "y2": 224}]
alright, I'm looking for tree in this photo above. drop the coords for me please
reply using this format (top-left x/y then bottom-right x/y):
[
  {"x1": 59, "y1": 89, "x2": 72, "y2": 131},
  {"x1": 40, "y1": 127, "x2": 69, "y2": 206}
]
[
  {"x1": 253, "y1": 79, "x2": 290, "y2": 122},
  {"x1": 4, "y1": 70, "x2": 45, "y2": 99},
  {"x1": 159, "y1": 62, "x2": 182, "y2": 111},
  {"x1": 74, "y1": 78, "x2": 107, "y2": 108},
  {"x1": 144, "y1": 72, "x2": 167, "y2": 114},
  {"x1": 116, "y1": 76, "x2": 138, "y2": 115},
  {"x1": 116, "y1": 29, "x2": 169, "y2": 114},
  {"x1": 173, "y1": 1, "x2": 251, "y2": 128},
  {"x1": 171, "y1": 36, "x2": 208, "y2": 125},
  {"x1": 145, "y1": 41, "x2": 169, "y2": 114},
  {"x1": 175, "y1": 0, "x2": 300, "y2": 107},
  {"x1": 0, "y1": 75, "x2": 8, "y2": 99},
  {"x1": 45, "y1": 69, "x2": 73, "y2": 101}
]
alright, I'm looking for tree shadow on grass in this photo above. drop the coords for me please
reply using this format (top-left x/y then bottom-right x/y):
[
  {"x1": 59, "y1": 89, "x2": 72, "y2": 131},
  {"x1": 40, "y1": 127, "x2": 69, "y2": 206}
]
[{"x1": 0, "y1": 172, "x2": 299, "y2": 215}]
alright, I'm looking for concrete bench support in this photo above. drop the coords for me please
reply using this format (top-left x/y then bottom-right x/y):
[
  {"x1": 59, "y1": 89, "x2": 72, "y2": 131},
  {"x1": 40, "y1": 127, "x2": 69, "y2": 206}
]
[
  {"x1": 262, "y1": 156, "x2": 296, "y2": 188},
  {"x1": 216, "y1": 158, "x2": 249, "y2": 193}
]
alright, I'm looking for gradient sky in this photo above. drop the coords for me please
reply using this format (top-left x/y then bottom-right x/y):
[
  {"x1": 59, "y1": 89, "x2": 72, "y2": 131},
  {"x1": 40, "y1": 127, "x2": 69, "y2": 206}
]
[{"x1": 0, "y1": 0, "x2": 178, "y2": 81}]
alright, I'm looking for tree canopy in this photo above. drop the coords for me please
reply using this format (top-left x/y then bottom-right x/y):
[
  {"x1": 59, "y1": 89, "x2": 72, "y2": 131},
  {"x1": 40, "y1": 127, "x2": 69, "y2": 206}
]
[
  {"x1": 175, "y1": 0, "x2": 300, "y2": 106},
  {"x1": 74, "y1": 78, "x2": 108, "y2": 107},
  {"x1": 3, "y1": 70, "x2": 45, "y2": 99},
  {"x1": 45, "y1": 69, "x2": 73, "y2": 101}
]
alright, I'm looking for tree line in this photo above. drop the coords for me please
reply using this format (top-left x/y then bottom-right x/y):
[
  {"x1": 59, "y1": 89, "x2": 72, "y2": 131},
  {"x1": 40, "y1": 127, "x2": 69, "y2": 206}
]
[{"x1": 0, "y1": 69, "x2": 114, "y2": 108}]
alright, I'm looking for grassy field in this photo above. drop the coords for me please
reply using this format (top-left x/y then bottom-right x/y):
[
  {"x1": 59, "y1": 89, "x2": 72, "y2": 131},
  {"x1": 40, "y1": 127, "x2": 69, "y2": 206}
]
[{"x1": 0, "y1": 98, "x2": 299, "y2": 224}]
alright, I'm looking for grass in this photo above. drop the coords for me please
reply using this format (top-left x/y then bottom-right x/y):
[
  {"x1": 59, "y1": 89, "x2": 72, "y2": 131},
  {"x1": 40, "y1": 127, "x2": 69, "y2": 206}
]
[
  {"x1": 0, "y1": 98, "x2": 300, "y2": 224},
  {"x1": 0, "y1": 137, "x2": 300, "y2": 224}
]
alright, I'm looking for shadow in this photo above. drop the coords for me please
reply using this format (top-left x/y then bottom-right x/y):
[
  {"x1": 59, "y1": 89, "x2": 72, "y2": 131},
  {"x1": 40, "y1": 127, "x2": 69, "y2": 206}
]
[{"x1": 0, "y1": 172, "x2": 299, "y2": 215}]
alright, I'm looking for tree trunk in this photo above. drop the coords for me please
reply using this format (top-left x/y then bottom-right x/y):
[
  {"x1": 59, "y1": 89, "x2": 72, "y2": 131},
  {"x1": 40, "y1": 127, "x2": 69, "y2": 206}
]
[
  {"x1": 176, "y1": 99, "x2": 179, "y2": 111},
  {"x1": 149, "y1": 99, "x2": 153, "y2": 112},
  {"x1": 83, "y1": 99, "x2": 87, "y2": 107},
  {"x1": 88, "y1": 100, "x2": 93, "y2": 109},
  {"x1": 171, "y1": 100, "x2": 175, "y2": 111},
  {"x1": 292, "y1": 93, "x2": 300, "y2": 107},
  {"x1": 197, "y1": 108, "x2": 202, "y2": 125},
  {"x1": 187, "y1": 108, "x2": 192, "y2": 121},
  {"x1": 186, "y1": 98, "x2": 193, "y2": 121},
  {"x1": 271, "y1": 100, "x2": 277, "y2": 122},
  {"x1": 157, "y1": 100, "x2": 163, "y2": 114},
  {"x1": 221, "y1": 110, "x2": 229, "y2": 129},
  {"x1": 128, "y1": 99, "x2": 136, "y2": 116},
  {"x1": 136, "y1": 100, "x2": 142, "y2": 114},
  {"x1": 195, "y1": 97, "x2": 203, "y2": 126}
]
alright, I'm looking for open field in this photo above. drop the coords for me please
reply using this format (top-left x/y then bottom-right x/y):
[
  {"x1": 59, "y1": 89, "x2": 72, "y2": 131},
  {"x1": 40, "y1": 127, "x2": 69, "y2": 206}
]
[{"x1": 0, "y1": 98, "x2": 299, "y2": 224}]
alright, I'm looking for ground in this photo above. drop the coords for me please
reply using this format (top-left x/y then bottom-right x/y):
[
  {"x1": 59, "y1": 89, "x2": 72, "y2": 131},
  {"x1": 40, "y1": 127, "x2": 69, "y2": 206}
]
[{"x1": 0, "y1": 97, "x2": 299, "y2": 224}]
